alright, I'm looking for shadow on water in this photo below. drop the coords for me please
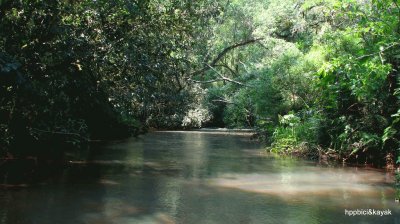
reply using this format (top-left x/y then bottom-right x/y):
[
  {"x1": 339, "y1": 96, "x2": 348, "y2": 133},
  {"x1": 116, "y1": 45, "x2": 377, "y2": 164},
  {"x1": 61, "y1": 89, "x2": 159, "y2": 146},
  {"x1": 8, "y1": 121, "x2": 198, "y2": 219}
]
[{"x1": 0, "y1": 131, "x2": 399, "y2": 224}]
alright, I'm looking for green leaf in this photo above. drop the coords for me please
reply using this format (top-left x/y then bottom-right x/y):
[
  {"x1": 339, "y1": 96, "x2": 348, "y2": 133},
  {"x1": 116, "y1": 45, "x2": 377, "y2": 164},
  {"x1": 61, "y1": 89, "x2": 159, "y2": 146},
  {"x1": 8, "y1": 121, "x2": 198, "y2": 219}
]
[{"x1": 382, "y1": 126, "x2": 396, "y2": 143}]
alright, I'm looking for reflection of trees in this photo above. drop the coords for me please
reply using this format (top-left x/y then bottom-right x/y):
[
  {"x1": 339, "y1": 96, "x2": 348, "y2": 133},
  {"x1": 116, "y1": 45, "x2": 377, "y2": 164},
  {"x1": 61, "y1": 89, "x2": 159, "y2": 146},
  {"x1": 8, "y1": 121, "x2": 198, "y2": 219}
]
[
  {"x1": 1, "y1": 132, "x2": 398, "y2": 223},
  {"x1": 0, "y1": 162, "x2": 108, "y2": 224},
  {"x1": 181, "y1": 133, "x2": 208, "y2": 178}
]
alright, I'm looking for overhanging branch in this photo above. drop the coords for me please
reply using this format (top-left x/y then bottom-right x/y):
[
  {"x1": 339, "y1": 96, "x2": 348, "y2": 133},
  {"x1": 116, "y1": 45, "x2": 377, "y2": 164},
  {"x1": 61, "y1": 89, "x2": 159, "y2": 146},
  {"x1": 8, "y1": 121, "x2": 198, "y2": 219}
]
[
  {"x1": 190, "y1": 38, "x2": 263, "y2": 76},
  {"x1": 208, "y1": 64, "x2": 250, "y2": 87},
  {"x1": 188, "y1": 64, "x2": 251, "y2": 87}
]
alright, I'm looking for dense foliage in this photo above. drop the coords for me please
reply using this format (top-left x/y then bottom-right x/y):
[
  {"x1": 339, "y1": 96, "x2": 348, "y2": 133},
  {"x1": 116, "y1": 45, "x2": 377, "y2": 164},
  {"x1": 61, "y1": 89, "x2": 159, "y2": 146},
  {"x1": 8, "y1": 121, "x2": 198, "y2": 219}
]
[
  {"x1": 1, "y1": 0, "x2": 399, "y2": 166},
  {"x1": 195, "y1": 0, "x2": 400, "y2": 166},
  {"x1": 0, "y1": 0, "x2": 221, "y2": 158}
]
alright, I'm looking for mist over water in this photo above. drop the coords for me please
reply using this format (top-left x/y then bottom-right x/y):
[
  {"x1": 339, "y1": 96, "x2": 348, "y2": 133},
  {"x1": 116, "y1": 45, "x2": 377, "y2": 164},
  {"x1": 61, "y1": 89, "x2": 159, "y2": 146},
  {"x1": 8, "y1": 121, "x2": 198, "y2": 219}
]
[{"x1": 0, "y1": 131, "x2": 398, "y2": 224}]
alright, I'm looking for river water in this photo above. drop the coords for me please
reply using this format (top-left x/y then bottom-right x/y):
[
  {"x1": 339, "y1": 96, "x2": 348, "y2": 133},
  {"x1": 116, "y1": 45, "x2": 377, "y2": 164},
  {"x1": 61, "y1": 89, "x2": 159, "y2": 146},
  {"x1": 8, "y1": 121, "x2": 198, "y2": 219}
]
[{"x1": 0, "y1": 131, "x2": 399, "y2": 224}]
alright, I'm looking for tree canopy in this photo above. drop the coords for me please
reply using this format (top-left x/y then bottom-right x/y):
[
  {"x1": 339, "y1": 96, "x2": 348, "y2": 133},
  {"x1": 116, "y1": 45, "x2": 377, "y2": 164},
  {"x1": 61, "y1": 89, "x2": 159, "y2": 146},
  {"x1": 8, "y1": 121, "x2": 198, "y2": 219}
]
[{"x1": 1, "y1": 0, "x2": 399, "y2": 166}]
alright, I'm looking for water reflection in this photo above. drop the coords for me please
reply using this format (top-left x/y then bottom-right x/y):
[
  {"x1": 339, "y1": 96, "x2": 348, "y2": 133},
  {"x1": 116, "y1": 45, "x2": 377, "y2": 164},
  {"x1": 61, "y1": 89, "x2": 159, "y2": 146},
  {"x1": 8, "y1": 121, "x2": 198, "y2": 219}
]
[
  {"x1": 0, "y1": 131, "x2": 399, "y2": 224},
  {"x1": 211, "y1": 170, "x2": 394, "y2": 203}
]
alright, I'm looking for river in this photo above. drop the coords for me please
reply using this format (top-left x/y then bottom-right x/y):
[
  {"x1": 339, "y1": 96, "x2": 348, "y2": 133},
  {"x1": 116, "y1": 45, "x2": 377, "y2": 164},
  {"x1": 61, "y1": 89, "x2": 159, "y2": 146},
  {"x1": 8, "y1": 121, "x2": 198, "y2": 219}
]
[{"x1": 0, "y1": 131, "x2": 399, "y2": 224}]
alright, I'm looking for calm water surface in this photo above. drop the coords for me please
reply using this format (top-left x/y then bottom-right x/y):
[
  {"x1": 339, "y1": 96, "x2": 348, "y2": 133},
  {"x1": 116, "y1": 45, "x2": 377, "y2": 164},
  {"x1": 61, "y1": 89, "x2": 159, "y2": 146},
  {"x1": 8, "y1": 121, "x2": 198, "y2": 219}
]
[{"x1": 0, "y1": 131, "x2": 399, "y2": 224}]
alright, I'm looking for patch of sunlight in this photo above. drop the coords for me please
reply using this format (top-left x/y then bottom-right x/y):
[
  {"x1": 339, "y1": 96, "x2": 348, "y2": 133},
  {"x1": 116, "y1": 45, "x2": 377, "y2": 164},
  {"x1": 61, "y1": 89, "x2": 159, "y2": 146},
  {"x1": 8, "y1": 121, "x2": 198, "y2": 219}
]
[
  {"x1": 98, "y1": 179, "x2": 120, "y2": 186},
  {"x1": 209, "y1": 168, "x2": 394, "y2": 200},
  {"x1": 82, "y1": 211, "x2": 175, "y2": 224},
  {"x1": 116, "y1": 212, "x2": 176, "y2": 224}
]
